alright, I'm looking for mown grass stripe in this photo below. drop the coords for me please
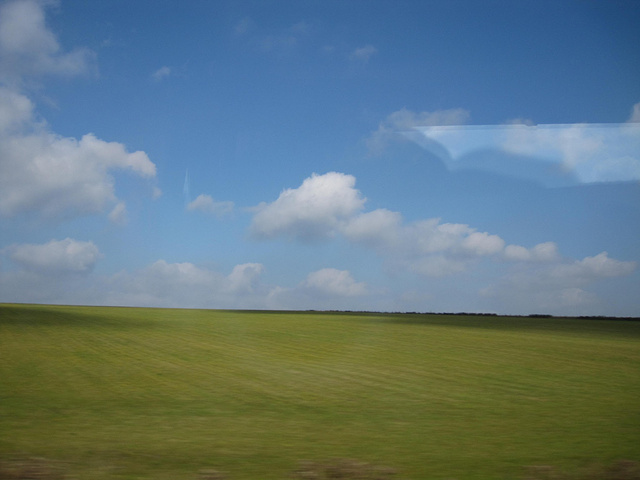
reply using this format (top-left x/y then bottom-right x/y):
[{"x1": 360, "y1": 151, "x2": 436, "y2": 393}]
[{"x1": 1, "y1": 304, "x2": 639, "y2": 479}]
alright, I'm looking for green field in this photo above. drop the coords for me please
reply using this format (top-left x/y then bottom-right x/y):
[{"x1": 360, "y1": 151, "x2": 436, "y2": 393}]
[{"x1": 1, "y1": 304, "x2": 639, "y2": 479}]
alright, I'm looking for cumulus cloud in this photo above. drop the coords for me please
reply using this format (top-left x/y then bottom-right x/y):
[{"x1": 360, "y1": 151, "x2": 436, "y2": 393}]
[
  {"x1": 187, "y1": 194, "x2": 234, "y2": 216},
  {"x1": 504, "y1": 242, "x2": 559, "y2": 262},
  {"x1": 343, "y1": 210, "x2": 509, "y2": 277},
  {"x1": 0, "y1": 85, "x2": 34, "y2": 131},
  {"x1": 0, "y1": 118, "x2": 157, "y2": 218},
  {"x1": 265, "y1": 268, "x2": 373, "y2": 311},
  {"x1": 250, "y1": 172, "x2": 366, "y2": 241},
  {"x1": 0, "y1": 0, "x2": 95, "y2": 81},
  {"x1": 251, "y1": 172, "x2": 522, "y2": 277},
  {"x1": 369, "y1": 217, "x2": 507, "y2": 277},
  {"x1": 503, "y1": 242, "x2": 559, "y2": 262},
  {"x1": 6, "y1": 238, "x2": 101, "y2": 273},
  {"x1": 0, "y1": 86, "x2": 156, "y2": 219},
  {"x1": 367, "y1": 107, "x2": 470, "y2": 154},
  {"x1": 100, "y1": 261, "x2": 369, "y2": 311},
  {"x1": 228, "y1": 263, "x2": 264, "y2": 293},
  {"x1": 550, "y1": 252, "x2": 636, "y2": 283},
  {"x1": 250, "y1": 171, "x2": 637, "y2": 296},
  {"x1": 302, "y1": 268, "x2": 368, "y2": 297},
  {"x1": 340, "y1": 209, "x2": 402, "y2": 248},
  {"x1": 0, "y1": 255, "x2": 377, "y2": 311},
  {"x1": 0, "y1": 2, "x2": 156, "y2": 221},
  {"x1": 102, "y1": 260, "x2": 224, "y2": 308},
  {"x1": 104, "y1": 260, "x2": 271, "y2": 309}
]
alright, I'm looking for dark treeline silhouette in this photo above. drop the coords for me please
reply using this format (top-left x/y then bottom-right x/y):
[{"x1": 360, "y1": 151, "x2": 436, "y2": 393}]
[{"x1": 308, "y1": 310, "x2": 640, "y2": 321}]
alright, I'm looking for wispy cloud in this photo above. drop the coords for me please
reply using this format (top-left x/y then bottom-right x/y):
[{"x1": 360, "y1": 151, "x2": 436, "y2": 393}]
[
  {"x1": 481, "y1": 252, "x2": 636, "y2": 315},
  {"x1": 349, "y1": 44, "x2": 377, "y2": 63},
  {"x1": 108, "y1": 202, "x2": 127, "y2": 225},
  {"x1": 234, "y1": 17, "x2": 253, "y2": 36},
  {"x1": 628, "y1": 101, "x2": 640, "y2": 123},
  {"x1": 151, "y1": 65, "x2": 171, "y2": 81}
]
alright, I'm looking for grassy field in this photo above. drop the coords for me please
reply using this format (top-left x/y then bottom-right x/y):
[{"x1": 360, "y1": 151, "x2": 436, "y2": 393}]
[{"x1": 1, "y1": 304, "x2": 639, "y2": 479}]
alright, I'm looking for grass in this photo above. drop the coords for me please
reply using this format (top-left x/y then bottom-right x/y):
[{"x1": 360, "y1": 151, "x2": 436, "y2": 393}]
[{"x1": 1, "y1": 304, "x2": 639, "y2": 479}]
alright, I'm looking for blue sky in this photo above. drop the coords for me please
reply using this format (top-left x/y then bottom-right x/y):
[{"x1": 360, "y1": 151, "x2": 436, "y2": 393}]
[{"x1": 1, "y1": 0, "x2": 639, "y2": 316}]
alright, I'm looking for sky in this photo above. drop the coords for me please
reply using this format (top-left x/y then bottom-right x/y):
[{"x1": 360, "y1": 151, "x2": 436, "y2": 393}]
[{"x1": 1, "y1": 0, "x2": 639, "y2": 316}]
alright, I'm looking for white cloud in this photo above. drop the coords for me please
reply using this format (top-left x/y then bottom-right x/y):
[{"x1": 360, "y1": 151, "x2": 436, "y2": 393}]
[
  {"x1": 250, "y1": 172, "x2": 366, "y2": 241},
  {"x1": 108, "y1": 201, "x2": 127, "y2": 225},
  {"x1": 100, "y1": 260, "x2": 278, "y2": 309},
  {"x1": 0, "y1": 255, "x2": 377, "y2": 311},
  {"x1": 407, "y1": 255, "x2": 468, "y2": 278},
  {"x1": 481, "y1": 282, "x2": 600, "y2": 315},
  {"x1": 385, "y1": 108, "x2": 471, "y2": 130},
  {"x1": 258, "y1": 21, "x2": 311, "y2": 55},
  {"x1": 251, "y1": 172, "x2": 514, "y2": 277},
  {"x1": 114, "y1": 262, "x2": 370, "y2": 311},
  {"x1": 0, "y1": 85, "x2": 34, "y2": 132},
  {"x1": 250, "y1": 171, "x2": 637, "y2": 299},
  {"x1": 377, "y1": 218, "x2": 507, "y2": 277},
  {"x1": 105, "y1": 260, "x2": 225, "y2": 308},
  {"x1": 628, "y1": 102, "x2": 640, "y2": 123},
  {"x1": 265, "y1": 268, "x2": 374, "y2": 311},
  {"x1": 0, "y1": 0, "x2": 95, "y2": 81},
  {"x1": 350, "y1": 44, "x2": 377, "y2": 63},
  {"x1": 6, "y1": 238, "x2": 101, "y2": 273},
  {"x1": 187, "y1": 194, "x2": 234, "y2": 216},
  {"x1": 551, "y1": 252, "x2": 636, "y2": 283},
  {"x1": 367, "y1": 107, "x2": 470, "y2": 154},
  {"x1": 0, "y1": 2, "x2": 155, "y2": 222},
  {"x1": 151, "y1": 66, "x2": 171, "y2": 81},
  {"x1": 0, "y1": 127, "x2": 156, "y2": 218},
  {"x1": 234, "y1": 17, "x2": 253, "y2": 36},
  {"x1": 460, "y1": 231, "x2": 506, "y2": 256},
  {"x1": 340, "y1": 208, "x2": 402, "y2": 248},
  {"x1": 302, "y1": 268, "x2": 368, "y2": 297},
  {"x1": 228, "y1": 263, "x2": 264, "y2": 293},
  {"x1": 407, "y1": 220, "x2": 478, "y2": 254},
  {"x1": 0, "y1": 244, "x2": 634, "y2": 315},
  {"x1": 481, "y1": 251, "x2": 636, "y2": 315},
  {"x1": 504, "y1": 242, "x2": 559, "y2": 262},
  {"x1": 0, "y1": 86, "x2": 156, "y2": 219}
]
